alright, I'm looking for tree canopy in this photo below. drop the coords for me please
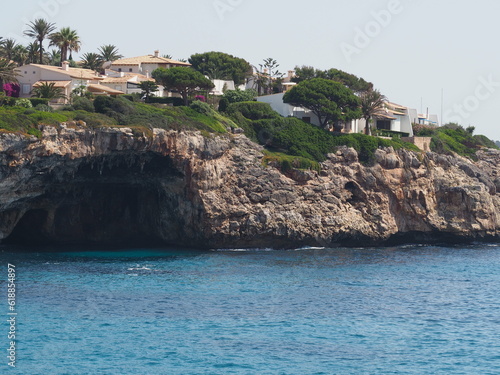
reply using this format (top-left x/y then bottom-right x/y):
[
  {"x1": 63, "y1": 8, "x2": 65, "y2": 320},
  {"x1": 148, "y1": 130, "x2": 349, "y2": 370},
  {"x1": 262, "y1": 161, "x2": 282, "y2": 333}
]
[
  {"x1": 152, "y1": 67, "x2": 214, "y2": 106},
  {"x1": 293, "y1": 66, "x2": 373, "y2": 93},
  {"x1": 24, "y1": 18, "x2": 56, "y2": 64},
  {"x1": 188, "y1": 51, "x2": 252, "y2": 86},
  {"x1": 49, "y1": 27, "x2": 81, "y2": 63},
  {"x1": 283, "y1": 78, "x2": 362, "y2": 129},
  {"x1": 359, "y1": 89, "x2": 387, "y2": 135}
]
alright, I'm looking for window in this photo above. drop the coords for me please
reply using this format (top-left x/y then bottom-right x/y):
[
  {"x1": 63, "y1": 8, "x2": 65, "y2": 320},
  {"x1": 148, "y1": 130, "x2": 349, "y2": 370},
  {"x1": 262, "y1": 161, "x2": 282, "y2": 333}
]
[
  {"x1": 129, "y1": 68, "x2": 133, "y2": 72},
  {"x1": 33, "y1": 71, "x2": 36, "y2": 74},
  {"x1": 118, "y1": 68, "x2": 122, "y2": 72},
  {"x1": 115, "y1": 86, "x2": 121, "y2": 90},
  {"x1": 302, "y1": 117, "x2": 311, "y2": 123},
  {"x1": 22, "y1": 84, "x2": 30, "y2": 94},
  {"x1": 377, "y1": 120, "x2": 391, "y2": 130}
]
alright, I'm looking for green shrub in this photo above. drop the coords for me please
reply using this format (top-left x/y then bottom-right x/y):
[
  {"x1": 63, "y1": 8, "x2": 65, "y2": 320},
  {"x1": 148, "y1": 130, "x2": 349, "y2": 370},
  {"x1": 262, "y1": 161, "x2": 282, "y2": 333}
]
[
  {"x1": 146, "y1": 97, "x2": 184, "y2": 106},
  {"x1": 226, "y1": 101, "x2": 280, "y2": 121},
  {"x1": 190, "y1": 100, "x2": 213, "y2": 115},
  {"x1": 122, "y1": 94, "x2": 135, "y2": 102},
  {"x1": 73, "y1": 97, "x2": 95, "y2": 112},
  {"x1": 474, "y1": 134, "x2": 499, "y2": 149},
  {"x1": 72, "y1": 110, "x2": 117, "y2": 128},
  {"x1": 218, "y1": 97, "x2": 229, "y2": 112},
  {"x1": 34, "y1": 104, "x2": 53, "y2": 112},
  {"x1": 29, "y1": 98, "x2": 50, "y2": 107},
  {"x1": 222, "y1": 89, "x2": 258, "y2": 104},
  {"x1": 15, "y1": 98, "x2": 33, "y2": 108}
]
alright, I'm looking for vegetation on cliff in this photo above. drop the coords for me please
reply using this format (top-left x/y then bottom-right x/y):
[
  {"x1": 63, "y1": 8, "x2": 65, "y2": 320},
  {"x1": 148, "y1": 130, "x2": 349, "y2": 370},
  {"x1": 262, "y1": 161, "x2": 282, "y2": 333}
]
[
  {"x1": 225, "y1": 101, "x2": 418, "y2": 165},
  {"x1": 0, "y1": 96, "x2": 235, "y2": 136},
  {"x1": 413, "y1": 123, "x2": 499, "y2": 160}
]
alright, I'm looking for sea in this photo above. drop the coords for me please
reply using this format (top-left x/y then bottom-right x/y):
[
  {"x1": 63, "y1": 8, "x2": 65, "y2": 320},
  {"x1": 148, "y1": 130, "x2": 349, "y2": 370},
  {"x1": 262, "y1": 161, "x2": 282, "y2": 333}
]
[{"x1": 0, "y1": 243, "x2": 499, "y2": 375}]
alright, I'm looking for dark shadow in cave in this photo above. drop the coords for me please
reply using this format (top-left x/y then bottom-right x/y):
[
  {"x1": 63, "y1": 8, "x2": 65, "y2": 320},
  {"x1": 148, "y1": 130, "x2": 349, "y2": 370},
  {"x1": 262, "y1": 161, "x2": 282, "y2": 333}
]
[{"x1": 4, "y1": 152, "x2": 189, "y2": 247}]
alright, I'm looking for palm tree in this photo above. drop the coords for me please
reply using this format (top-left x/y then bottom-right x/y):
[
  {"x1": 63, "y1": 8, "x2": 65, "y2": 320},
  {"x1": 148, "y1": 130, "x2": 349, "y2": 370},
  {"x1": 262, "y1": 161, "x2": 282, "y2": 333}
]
[
  {"x1": 31, "y1": 82, "x2": 66, "y2": 100},
  {"x1": 98, "y1": 44, "x2": 123, "y2": 62},
  {"x1": 0, "y1": 38, "x2": 17, "y2": 61},
  {"x1": 27, "y1": 42, "x2": 41, "y2": 64},
  {"x1": 49, "y1": 27, "x2": 81, "y2": 64},
  {"x1": 12, "y1": 45, "x2": 29, "y2": 66},
  {"x1": 24, "y1": 18, "x2": 56, "y2": 64},
  {"x1": 47, "y1": 49, "x2": 61, "y2": 66},
  {"x1": 359, "y1": 89, "x2": 387, "y2": 135},
  {"x1": 0, "y1": 58, "x2": 20, "y2": 92},
  {"x1": 80, "y1": 52, "x2": 103, "y2": 73}
]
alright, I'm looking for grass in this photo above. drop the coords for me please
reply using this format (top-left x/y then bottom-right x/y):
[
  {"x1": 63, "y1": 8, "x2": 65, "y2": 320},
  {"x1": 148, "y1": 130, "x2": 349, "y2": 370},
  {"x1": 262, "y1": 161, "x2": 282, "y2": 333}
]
[
  {"x1": 0, "y1": 97, "x2": 234, "y2": 137},
  {"x1": 263, "y1": 150, "x2": 321, "y2": 172}
]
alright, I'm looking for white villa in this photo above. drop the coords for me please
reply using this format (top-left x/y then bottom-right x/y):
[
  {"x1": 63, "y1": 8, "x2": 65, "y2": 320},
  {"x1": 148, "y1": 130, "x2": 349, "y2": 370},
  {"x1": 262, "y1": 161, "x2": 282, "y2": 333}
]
[
  {"x1": 257, "y1": 91, "x2": 440, "y2": 137},
  {"x1": 109, "y1": 51, "x2": 190, "y2": 76},
  {"x1": 16, "y1": 61, "x2": 123, "y2": 103},
  {"x1": 101, "y1": 70, "x2": 162, "y2": 96}
]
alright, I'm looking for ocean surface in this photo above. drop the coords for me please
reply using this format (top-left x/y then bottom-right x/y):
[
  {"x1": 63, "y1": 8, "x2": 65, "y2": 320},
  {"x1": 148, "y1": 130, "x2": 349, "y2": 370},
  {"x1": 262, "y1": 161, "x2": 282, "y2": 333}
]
[{"x1": 1, "y1": 244, "x2": 499, "y2": 375}]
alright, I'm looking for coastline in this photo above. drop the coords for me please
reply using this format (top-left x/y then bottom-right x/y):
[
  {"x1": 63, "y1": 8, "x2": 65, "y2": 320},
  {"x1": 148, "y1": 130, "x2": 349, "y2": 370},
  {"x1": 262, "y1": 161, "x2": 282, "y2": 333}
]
[{"x1": 1, "y1": 125, "x2": 499, "y2": 249}]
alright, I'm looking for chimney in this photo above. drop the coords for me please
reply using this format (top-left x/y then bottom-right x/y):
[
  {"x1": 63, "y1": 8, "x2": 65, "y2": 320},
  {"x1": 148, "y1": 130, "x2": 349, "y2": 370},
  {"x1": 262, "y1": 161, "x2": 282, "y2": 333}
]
[
  {"x1": 154, "y1": 50, "x2": 159, "y2": 58},
  {"x1": 288, "y1": 70, "x2": 294, "y2": 79},
  {"x1": 62, "y1": 61, "x2": 69, "y2": 71}
]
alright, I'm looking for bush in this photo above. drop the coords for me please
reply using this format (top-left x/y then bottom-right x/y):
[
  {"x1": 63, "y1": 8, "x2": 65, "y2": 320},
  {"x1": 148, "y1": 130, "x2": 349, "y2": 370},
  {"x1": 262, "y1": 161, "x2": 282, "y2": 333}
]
[
  {"x1": 73, "y1": 97, "x2": 95, "y2": 112},
  {"x1": 29, "y1": 98, "x2": 50, "y2": 107},
  {"x1": 226, "y1": 101, "x2": 280, "y2": 121},
  {"x1": 72, "y1": 110, "x2": 117, "y2": 128},
  {"x1": 190, "y1": 100, "x2": 213, "y2": 115},
  {"x1": 15, "y1": 98, "x2": 33, "y2": 108},
  {"x1": 218, "y1": 97, "x2": 229, "y2": 112},
  {"x1": 34, "y1": 104, "x2": 53, "y2": 112},
  {"x1": 121, "y1": 94, "x2": 135, "y2": 102},
  {"x1": 146, "y1": 97, "x2": 184, "y2": 106},
  {"x1": 222, "y1": 89, "x2": 258, "y2": 104}
]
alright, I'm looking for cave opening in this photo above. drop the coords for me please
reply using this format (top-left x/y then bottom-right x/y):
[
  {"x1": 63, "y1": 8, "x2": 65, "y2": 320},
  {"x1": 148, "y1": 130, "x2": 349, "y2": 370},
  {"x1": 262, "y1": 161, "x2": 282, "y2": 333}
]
[{"x1": 4, "y1": 152, "x2": 189, "y2": 247}]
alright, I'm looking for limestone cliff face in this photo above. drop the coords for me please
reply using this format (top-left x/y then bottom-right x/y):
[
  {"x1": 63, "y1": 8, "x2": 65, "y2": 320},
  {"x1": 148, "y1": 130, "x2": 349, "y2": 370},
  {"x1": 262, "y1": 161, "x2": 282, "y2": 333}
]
[{"x1": 1, "y1": 124, "x2": 499, "y2": 248}]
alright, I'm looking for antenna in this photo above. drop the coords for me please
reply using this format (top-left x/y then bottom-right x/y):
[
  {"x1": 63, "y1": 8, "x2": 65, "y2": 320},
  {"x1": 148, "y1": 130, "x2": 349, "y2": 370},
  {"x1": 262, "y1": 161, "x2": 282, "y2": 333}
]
[{"x1": 441, "y1": 88, "x2": 444, "y2": 126}]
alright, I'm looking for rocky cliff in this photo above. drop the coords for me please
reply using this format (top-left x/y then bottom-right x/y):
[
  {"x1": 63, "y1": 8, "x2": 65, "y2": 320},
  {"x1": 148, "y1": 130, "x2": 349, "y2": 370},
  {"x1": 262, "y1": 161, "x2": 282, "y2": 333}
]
[{"x1": 1, "y1": 124, "x2": 499, "y2": 248}]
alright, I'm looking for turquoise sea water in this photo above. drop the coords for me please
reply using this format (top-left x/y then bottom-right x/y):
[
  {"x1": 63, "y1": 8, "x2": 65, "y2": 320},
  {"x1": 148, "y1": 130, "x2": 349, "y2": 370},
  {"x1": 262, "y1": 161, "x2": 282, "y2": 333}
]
[{"x1": 1, "y1": 244, "x2": 499, "y2": 374}]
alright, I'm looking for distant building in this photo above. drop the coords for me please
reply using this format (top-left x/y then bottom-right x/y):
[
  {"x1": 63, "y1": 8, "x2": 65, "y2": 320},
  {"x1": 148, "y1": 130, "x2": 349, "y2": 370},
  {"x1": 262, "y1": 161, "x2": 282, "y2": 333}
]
[
  {"x1": 101, "y1": 70, "x2": 162, "y2": 96},
  {"x1": 109, "y1": 51, "x2": 190, "y2": 76},
  {"x1": 15, "y1": 61, "x2": 121, "y2": 103}
]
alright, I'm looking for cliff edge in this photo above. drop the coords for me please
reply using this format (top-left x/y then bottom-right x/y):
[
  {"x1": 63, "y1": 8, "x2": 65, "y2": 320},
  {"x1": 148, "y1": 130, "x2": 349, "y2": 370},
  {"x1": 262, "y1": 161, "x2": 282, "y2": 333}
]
[{"x1": 1, "y1": 124, "x2": 499, "y2": 248}]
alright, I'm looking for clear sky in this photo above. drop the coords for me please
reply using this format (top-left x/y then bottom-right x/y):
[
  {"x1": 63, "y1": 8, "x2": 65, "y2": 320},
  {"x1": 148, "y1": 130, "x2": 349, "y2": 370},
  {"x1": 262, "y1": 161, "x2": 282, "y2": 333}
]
[{"x1": 3, "y1": 0, "x2": 500, "y2": 140}]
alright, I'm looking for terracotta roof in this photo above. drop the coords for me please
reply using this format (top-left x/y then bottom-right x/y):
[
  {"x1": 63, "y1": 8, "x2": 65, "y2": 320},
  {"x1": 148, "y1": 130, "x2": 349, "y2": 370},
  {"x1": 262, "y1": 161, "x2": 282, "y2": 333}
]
[
  {"x1": 27, "y1": 64, "x2": 103, "y2": 80},
  {"x1": 101, "y1": 74, "x2": 154, "y2": 84},
  {"x1": 386, "y1": 101, "x2": 407, "y2": 110},
  {"x1": 33, "y1": 80, "x2": 71, "y2": 88},
  {"x1": 87, "y1": 84, "x2": 124, "y2": 95},
  {"x1": 111, "y1": 55, "x2": 191, "y2": 67}
]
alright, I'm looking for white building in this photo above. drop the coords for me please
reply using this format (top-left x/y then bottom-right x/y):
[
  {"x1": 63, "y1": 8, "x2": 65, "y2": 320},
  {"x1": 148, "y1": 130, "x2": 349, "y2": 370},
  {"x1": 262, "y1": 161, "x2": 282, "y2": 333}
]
[
  {"x1": 16, "y1": 61, "x2": 122, "y2": 103},
  {"x1": 110, "y1": 51, "x2": 190, "y2": 76}
]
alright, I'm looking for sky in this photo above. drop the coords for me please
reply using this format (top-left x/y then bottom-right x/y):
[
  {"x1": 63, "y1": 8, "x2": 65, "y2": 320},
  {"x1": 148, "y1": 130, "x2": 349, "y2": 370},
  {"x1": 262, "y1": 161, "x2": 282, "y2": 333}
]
[{"x1": 3, "y1": 0, "x2": 500, "y2": 140}]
